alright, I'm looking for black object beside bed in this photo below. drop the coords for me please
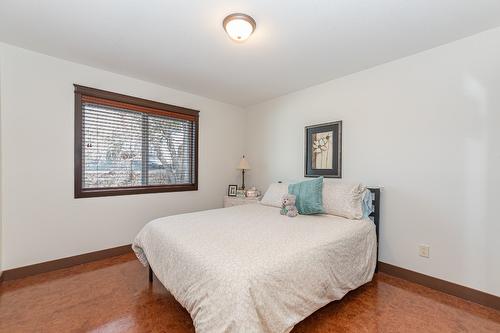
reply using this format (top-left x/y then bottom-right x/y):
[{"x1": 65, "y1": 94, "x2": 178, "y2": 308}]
[{"x1": 368, "y1": 187, "x2": 381, "y2": 272}]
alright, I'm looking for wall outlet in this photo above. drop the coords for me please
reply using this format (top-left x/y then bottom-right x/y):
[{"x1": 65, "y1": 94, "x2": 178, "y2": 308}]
[{"x1": 419, "y1": 244, "x2": 430, "y2": 258}]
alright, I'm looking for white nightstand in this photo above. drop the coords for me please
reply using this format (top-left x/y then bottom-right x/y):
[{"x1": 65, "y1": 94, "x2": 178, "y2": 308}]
[{"x1": 223, "y1": 196, "x2": 261, "y2": 208}]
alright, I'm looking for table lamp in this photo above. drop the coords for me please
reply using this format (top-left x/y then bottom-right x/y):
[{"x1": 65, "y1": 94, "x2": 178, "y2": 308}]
[{"x1": 237, "y1": 155, "x2": 251, "y2": 190}]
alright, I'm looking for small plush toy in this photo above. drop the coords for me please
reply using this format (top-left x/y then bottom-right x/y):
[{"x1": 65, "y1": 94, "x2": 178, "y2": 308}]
[{"x1": 280, "y1": 194, "x2": 298, "y2": 217}]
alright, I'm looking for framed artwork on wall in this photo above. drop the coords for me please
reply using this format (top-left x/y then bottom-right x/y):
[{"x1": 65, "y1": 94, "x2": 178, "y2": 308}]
[{"x1": 304, "y1": 121, "x2": 342, "y2": 178}]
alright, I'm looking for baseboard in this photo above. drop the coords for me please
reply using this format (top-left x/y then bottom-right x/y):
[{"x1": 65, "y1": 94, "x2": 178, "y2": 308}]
[
  {"x1": 0, "y1": 244, "x2": 132, "y2": 281},
  {"x1": 378, "y1": 261, "x2": 499, "y2": 311}
]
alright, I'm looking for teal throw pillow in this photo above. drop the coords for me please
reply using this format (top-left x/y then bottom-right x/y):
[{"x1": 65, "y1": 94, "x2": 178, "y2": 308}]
[{"x1": 288, "y1": 177, "x2": 324, "y2": 215}]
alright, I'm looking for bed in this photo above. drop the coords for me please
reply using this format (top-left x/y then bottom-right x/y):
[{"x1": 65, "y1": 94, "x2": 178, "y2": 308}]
[{"x1": 133, "y1": 188, "x2": 380, "y2": 333}]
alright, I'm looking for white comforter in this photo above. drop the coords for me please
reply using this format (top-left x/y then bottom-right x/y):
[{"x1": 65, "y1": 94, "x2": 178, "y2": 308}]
[{"x1": 133, "y1": 204, "x2": 377, "y2": 333}]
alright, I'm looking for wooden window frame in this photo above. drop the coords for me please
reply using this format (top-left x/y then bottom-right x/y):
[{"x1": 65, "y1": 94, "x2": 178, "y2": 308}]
[{"x1": 74, "y1": 84, "x2": 199, "y2": 198}]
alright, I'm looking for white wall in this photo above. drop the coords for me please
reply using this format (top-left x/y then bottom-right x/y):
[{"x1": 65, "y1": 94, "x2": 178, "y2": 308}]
[
  {"x1": 0, "y1": 43, "x2": 246, "y2": 270},
  {"x1": 245, "y1": 28, "x2": 500, "y2": 295}
]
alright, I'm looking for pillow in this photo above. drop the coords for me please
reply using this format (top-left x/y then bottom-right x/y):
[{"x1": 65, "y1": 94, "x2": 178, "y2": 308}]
[
  {"x1": 362, "y1": 189, "x2": 374, "y2": 218},
  {"x1": 322, "y1": 181, "x2": 366, "y2": 219},
  {"x1": 288, "y1": 177, "x2": 324, "y2": 215},
  {"x1": 260, "y1": 182, "x2": 289, "y2": 207}
]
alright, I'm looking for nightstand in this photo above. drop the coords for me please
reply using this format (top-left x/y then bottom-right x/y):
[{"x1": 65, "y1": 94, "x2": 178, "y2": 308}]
[{"x1": 223, "y1": 196, "x2": 261, "y2": 208}]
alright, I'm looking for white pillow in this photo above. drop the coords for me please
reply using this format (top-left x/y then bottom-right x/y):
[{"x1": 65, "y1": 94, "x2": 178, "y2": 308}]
[
  {"x1": 260, "y1": 183, "x2": 289, "y2": 207},
  {"x1": 322, "y1": 181, "x2": 366, "y2": 219}
]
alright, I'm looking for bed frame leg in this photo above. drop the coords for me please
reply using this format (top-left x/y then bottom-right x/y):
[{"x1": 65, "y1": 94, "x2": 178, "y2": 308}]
[{"x1": 148, "y1": 266, "x2": 153, "y2": 283}]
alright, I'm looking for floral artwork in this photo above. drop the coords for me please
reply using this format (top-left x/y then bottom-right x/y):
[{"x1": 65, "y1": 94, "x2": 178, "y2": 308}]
[
  {"x1": 312, "y1": 131, "x2": 333, "y2": 169},
  {"x1": 305, "y1": 121, "x2": 342, "y2": 178}
]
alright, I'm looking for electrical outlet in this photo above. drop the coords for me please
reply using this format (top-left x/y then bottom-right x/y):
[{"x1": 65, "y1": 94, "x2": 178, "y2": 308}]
[{"x1": 419, "y1": 244, "x2": 430, "y2": 258}]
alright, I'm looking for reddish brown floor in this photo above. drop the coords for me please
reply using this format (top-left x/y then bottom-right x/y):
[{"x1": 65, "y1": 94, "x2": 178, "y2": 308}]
[{"x1": 1, "y1": 253, "x2": 499, "y2": 333}]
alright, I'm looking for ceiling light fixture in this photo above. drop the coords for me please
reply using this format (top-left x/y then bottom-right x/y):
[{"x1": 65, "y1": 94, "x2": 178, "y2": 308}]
[{"x1": 223, "y1": 13, "x2": 256, "y2": 42}]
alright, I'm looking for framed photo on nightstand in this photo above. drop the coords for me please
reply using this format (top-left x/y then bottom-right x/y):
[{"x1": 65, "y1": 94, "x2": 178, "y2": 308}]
[{"x1": 228, "y1": 185, "x2": 238, "y2": 197}]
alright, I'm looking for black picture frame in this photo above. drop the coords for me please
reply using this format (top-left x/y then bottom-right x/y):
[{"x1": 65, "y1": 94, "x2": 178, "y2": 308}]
[
  {"x1": 304, "y1": 121, "x2": 342, "y2": 178},
  {"x1": 228, "y1": 185, "x2": 238, "y2": 197}
]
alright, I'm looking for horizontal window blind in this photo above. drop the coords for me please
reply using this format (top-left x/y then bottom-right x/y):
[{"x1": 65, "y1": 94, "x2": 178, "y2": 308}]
[{"x1": 75, "y1": 85, "x2": 198, "y2": 197}]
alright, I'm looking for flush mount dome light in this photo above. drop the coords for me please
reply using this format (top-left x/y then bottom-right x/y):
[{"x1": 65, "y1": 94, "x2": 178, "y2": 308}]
[{"x1": 223, "y1": 13, "x2": 256, "y2": 42}]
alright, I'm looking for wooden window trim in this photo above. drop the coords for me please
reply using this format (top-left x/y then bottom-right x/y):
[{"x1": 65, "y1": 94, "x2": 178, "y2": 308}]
[{"x1": 74, "y1": 84, "x2": 199, "y2": 198}]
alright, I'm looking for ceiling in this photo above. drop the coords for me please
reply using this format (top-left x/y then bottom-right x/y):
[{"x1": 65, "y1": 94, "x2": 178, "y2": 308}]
[{"x1": 1, "y1": 1, "x2": 500, "y2": 107}]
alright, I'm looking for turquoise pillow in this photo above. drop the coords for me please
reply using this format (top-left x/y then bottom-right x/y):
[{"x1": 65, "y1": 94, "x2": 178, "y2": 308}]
[{"x1": 288, "y1": 177, "x2": 324, "y2": 215}]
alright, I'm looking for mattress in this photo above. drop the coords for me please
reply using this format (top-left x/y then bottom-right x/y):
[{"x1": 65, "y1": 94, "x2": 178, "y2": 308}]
[{"x1": 133, "y1": 203, "x2": 377, "y2": 333}]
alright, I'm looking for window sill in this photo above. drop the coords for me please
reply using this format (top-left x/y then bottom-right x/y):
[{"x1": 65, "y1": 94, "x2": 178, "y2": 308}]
[{"x1": 75, "y1": 183, "x2": 198, "y2": 198}]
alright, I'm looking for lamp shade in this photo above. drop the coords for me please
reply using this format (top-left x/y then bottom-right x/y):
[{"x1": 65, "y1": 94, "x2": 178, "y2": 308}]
[{"x1": 237, "y1": 155, "x2": 251, "y2": 170}]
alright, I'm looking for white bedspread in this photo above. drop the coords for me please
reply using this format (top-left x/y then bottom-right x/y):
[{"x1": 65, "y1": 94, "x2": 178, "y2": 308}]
[{"x1": 133, "y1": 204, "x2": 377, "y2": 333}]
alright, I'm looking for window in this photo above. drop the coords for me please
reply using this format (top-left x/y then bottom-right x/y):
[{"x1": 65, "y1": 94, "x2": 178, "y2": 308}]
[{"x1": 74, "y1": 85, "x2": 199, "y2": 198}]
